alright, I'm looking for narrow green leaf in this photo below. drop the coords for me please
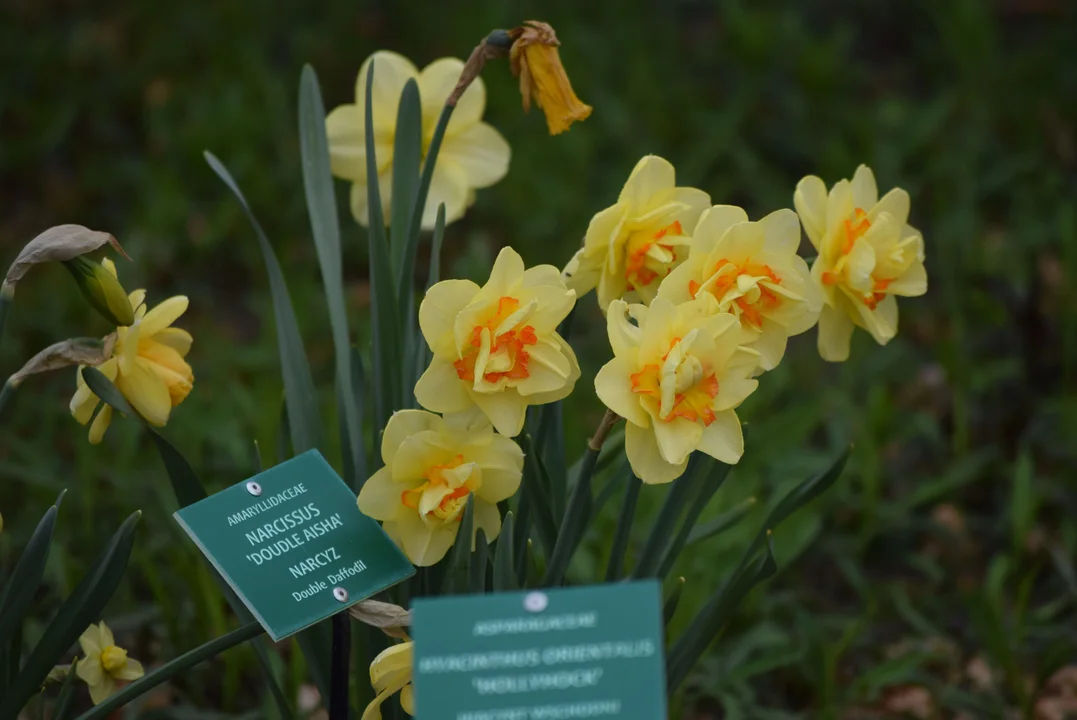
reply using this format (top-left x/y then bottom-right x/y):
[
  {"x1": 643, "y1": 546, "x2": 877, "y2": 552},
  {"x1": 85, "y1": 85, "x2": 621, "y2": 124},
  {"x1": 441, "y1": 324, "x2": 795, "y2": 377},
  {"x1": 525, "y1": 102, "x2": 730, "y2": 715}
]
[
  {"x1": 470, "y1": 529, "x2": 489, "y2": 595},
  {"x1": 74, "y1": 621, "x2": 265, "y2": 720},
  {"x1": 411, "y1": 203, "x2": 447, "y2": 400},
  {"x1": 1, "y1": 512, "x2": 141, "y2": 716},
  {"x1": 493, "y1": 513, "x2": 517, "y2": 592},
  {"x1": 52, "y1": 658, "x2": 79, "y2": 720},
  {"x1": 605, "y1": 469, "x2": 640, "y2": 582},
  {"x1": 391, "y1": 79, "x2": 422, "y2": 293},
  {"x1": 519, "y1": 434, "x2": 558, "y2": 557},
  {"x1": 663, "y1": 578, "x2": 685, "y2": 627},
  {"x1": 513, "y1": 488, "x2": 531, "y2": 584},
  {"x1": 536, "y1": 402, "x2": 568, "y2": 519},
  {"x1": 0, "y1": 287, "x2": 11, "y2": 352},
  {"x1": 442, "y1": 495, "x2": 475, "y2": 595},
  {"x1": 205, "y1": 150, "x2": 322, "y2": 453},
  {"x1": 543, "y1": 441, "x2": 600, "y2": 586},
  {"x1": 299, "y1": 65, "x2": 363, "y2": 490},
  {"x1": 81, "y1": 366, "x2": 137, "y2": 418},
  {"x1": 363, "y1": 60, "x2": 401, "y2": 433},
  {"x1": 656, "y1": 459, "x2": 731, "y2": 579},
  {"x1": 525, "y1": 539, "x2": 543, "y2": 589},
  {"x1": 667, "y1": 534, "x2": 778, "y2": 690},
  {"x1": 0, "y1": 504, "x2": 58, "y2": 653},
  {"x1": 592, "y1": 463, "x2": 629, "y2": 519},
  {"x1": 632, "y1": 457, "x2": 700, "y2": 579},
  {"x1": 1011, "y1": 448, "x2": 1036, "y2": 555},
  {"x1": 0, "y1": 377, "x2": 15, "y2": 425},
  {"x1": 686, "y1": 497, "x2": 757, "y2": 546},
  {"x1": 400, "y1": 105, "x2": 453, "y2": 306}
]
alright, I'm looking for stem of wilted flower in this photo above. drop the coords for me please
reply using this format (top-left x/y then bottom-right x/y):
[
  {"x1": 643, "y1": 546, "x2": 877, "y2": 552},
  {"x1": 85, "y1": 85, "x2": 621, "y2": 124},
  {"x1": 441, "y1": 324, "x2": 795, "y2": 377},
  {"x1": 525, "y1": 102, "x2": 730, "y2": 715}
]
[
  {"x1": 447, "y1": 30, "x2": 513, "y2": 107},
  {"x1": 588, "y1": 409, "x2": 620, "y2": 452}
]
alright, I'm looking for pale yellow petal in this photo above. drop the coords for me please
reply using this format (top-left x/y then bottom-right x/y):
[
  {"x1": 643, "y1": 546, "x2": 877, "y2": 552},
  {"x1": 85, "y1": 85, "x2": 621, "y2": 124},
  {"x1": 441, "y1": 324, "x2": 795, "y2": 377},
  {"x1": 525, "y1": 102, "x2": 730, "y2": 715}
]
[
  {"x1": 870, "y1": 187, "x2": 911, "y2": 226},
  {"x1": 793, "y1": 175, "x2": 828, "y2": 249},
  {"x1": 693, "y1": 205, "x2": 750, "y2": 248},
  {"x1": 140, "y1": 296, "x2": 188, "y2": 336},
  {"x1": 98, "y1": 622, "x2": 115, "y2": 649},
  {"x1": 79, "y1": 625, "x2": 104, "y2": 658},
  {"x1": 470, "y1": 437, "x2": 523, "y2": 504},
  {"x1": 395, "y1": 510, "x2": 457, "y2": 566},
  {"x1": 77, "y1": 654, "x2": 104, "y2": 687},
  {"x1": 113, "y1": 658, "x2": 144, "y2": 681},
  {"x1": 369, "y1": 642, "x2": 413, "y2": 691},
  {"x1": 419, "y1": 160, "x2": 469, "y2": 229},
  {"x1": 152, "y1": 327, "x2": 193, "y2": 356},
  {"x1": 594, "y1": 355, "x2": 648, "y2": 427},
  {"x1": 326, "y1": 104, "x2": 367, "y2": 181},
  {"x1": 414, "y1": 358, "x2": 473, "y2": 415},
  {"x1": 438, "y1": 122, "x2": 508, "y2": 190},
  {"x1": 418, "y1": 58, "x2": 484, "y2": 136},
  {"x1": 471, "y1": 390, "x2": 527, "y2": 438},
  {"x1": 850, "y1": 164, "x2": 879, "y2": 209},
  {"x1": 888, "y1": 262, "x2": 927, "y2": 297},
  {"x1": 697, "y1": 410, "x2": 744, "y2": 464},
  {"x1": 88, "y1": 674, "x2": 116, "y2": 705},
  {"x1": 473, "y1": 500, "x2": 502, "y2": 545},
  {"x1": 357, "y1": 51, "x2": 420, "y2": 135},
  {"x1": 400, "y1": 684, "x2": 415, "y2": 715},
  {"x1": 382, "y1": 410, "x2": 443, "y2": 464},
  {"x1": 618, "y1": 155, "x2": 675, "y2": 209},
  {"x1": 625, "y1": 420, "x2": 687, "y2": 485},
  {"x1": 605, "y1": 300, "x2": 641, "y2": 357},
  {"x1": 358, "y1": 467, "x2": 404, "y2": 521},
  {"x1": 349, "y1": 169, "x2": 394, "y2": 229},
  {"x1": 115, "y1": 359, "x2": 171, "y2": 426},
  {"x1": 361, "y1": 686, "x2": 395, "y2": 720},
  {"x1": 817, "y1": 303, "x2": 854, "y2": 362},
  {"x1": 88, "y1": 405, "x2": 112, "y2": 445},
  {"x1": 652, "y1": 416, "x2": 703, "y2": 466},
  {"x1": 419, "y1": 279, "x2": 480, "y2": 357},
  {"x1": 825, "y1": 180, "x2": 854, "y2": 246},
  {"x1": 757, "y1": 208, "x2": 801, "y2": 256}
]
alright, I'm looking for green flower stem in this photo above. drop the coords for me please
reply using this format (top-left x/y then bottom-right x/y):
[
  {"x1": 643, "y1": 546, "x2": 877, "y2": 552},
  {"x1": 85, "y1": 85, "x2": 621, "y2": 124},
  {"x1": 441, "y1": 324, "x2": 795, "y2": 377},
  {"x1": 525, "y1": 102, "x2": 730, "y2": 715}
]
[
  {"x1": 0, "y1": 378, "x2": 15, "y2": 425},
  {"x1": 329, "y1": 612, "x2": 350, "y2": 720},
  {"x1": 73, "y1": 621, "x2": 264, "y2": 720},
  {"x1": 0, "y1": 282, "x2": 13, "y2": 350}
]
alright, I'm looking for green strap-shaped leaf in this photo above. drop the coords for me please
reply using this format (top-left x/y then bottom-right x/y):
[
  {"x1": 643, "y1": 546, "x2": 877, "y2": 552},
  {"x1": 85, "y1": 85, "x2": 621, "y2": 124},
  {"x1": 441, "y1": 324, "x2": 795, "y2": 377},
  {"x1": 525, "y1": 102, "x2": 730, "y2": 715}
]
[
  {"x1": 73, "y1": 621, "x2": 265, "y2": 720},
  {"x1": 0, "y1": 504, "x2": 58, "y2": 658},
  {"x1": 299, "y1": 65, "x2": 365, "y2": 490},
  {"x1": 666, "y1": 534, "x2": 778, "y2": 690},
  {"x1": 410, "y1": 203, "x2": 447, "y2": 403},
  {"x1": 605, "y1": 468, "x2": 640, "y2": 582},
  {"x1": 441, "y1": 495, "x2": 475, "y2": 595},
  {"x1": 686, "y1": 497, "x2": 757, "y2": 546},
  {"x1": 543, "y1": 440, "x2": 600, "y2": 586},
  {"x1": 391, "y1": 79, "x2": 422, "y2": 294},
  {"x1": 663, "y1": 578, "x2": 685, "y2": 627},
  {"x1": 470, "y1": 529, "x2": 489, "y2": 595},
  {"x1": 493, "y1": 513, "x2": 517, "y2": 592},
  {"x1": 0, "y1": 511, "x2": 140, "y2": 716},
  {"x1": 519, "y1": 434, "x2": 558, "y2": 558},
  {"x1": 656, "y1": 459, "x2": 732, "y2": 580},
  {"x1": 512, "y1": 486, "x2": 531, "y2": 584},
  {"x1": 52, "y1": 658, "x2": 79, "y2": 720},
  {"x1": 0, "y1": 378, "x2": 15, "y2": 425},
  {"x1": 363, "y1": 60, "x2": 401, "y2": 433},
  {"x1": 205, "y1": 151, "x2": 322, "y2": 454},
  {"x1": 632, "y1": 457, "x2": 700, "y2": 579}
]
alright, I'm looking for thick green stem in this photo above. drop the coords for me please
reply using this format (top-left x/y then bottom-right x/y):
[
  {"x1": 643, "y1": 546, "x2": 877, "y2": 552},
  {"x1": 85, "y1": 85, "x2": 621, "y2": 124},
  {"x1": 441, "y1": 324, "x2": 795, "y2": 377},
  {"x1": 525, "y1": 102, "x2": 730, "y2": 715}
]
[
  {"x1": 0, "y1": 283, "x2": 12, "y2": 350},
  {"x1": 74, "y1": 621, "x2": 264, "y2": 720}
]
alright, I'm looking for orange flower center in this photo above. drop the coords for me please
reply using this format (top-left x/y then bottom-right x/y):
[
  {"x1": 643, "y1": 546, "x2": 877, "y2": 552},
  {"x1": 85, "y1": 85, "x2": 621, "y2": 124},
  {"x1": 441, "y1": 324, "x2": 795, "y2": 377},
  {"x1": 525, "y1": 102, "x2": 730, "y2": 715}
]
[
  {"x1": 821, "y1": 208, "x2": 893, "y2": 310},
  {"x1": 453, "y1": 296, "x2": 538, "y2": 384},
  {"x1": 401, "y1": 454, "x2": 473, "y2": 521},
  {"x1": 624, "y1": 221, "x2": 683, "y2": 291},
  {"x1": 629, "y1": 337, "x2": 720, "y2": 425},
  {"x1": 688, "y1": 259, "x2": 782, "y2": 329}
]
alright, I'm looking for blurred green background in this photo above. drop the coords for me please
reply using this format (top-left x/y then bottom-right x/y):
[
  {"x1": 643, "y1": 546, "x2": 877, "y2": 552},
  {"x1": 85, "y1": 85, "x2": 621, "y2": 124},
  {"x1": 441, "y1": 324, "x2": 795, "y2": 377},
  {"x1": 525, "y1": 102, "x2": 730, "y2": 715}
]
[{"x1": 3, "y1": 0, "x2": 1077, "y2": 717}]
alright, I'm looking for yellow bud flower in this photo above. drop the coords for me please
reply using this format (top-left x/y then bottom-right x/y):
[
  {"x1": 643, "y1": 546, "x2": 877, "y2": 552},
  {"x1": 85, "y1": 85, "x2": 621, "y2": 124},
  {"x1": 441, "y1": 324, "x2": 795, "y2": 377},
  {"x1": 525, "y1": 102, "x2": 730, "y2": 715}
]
[
  {"x1": 563, "y1": 155, "x2": 710, "y2": 312},
  {"x1": 794, "y1": 164, "x2": 927, "y2": 362},
  {"x1": 415, "y1": 247, "x2": 579, "y2": 437},
  {"x1": 595, "y1": 296, "x2": 759, "y2": 484},
  {"x1": 357, "y1": 410, "x2": 522, "y2": 567},
  {"x1": 70, "y1": 260, "x2": 194, "y2": 443},
  {"x1": 658, "y1": 207, "x2": 823, "y2": 371},
  {"x1": 63, "y1": 256, "x2": 135, "y2": 326},
  {"x1": 509, "y1": 21, "x2": 592, "y2": 135},
  {"x1": 361, "y1": 640, "x2": 414, "y2": 719},
  {"x1": 76, "y1": 621, "x2": 144, "y2": 705}
]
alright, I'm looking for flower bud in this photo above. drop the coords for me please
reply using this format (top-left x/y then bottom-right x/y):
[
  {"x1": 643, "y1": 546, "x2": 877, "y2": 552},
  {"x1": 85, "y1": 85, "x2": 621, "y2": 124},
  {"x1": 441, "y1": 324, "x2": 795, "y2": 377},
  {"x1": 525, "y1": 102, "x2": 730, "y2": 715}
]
[{"x1": 63, "y1": 256, "x2": 135, "y2": 326}]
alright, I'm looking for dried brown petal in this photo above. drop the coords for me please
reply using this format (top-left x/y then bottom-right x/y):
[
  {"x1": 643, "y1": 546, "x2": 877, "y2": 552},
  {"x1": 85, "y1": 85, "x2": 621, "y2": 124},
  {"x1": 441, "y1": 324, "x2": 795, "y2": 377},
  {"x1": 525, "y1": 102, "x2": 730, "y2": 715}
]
[
  {"x1": 10, "y1": 335, "x2": 115, "y2": 387},
  {"x1": 349, "y1": 599, "x2": 412, "y2": 639},
  {"x1": 4, "y1": 224, "x2": 128, "y2": 292}
]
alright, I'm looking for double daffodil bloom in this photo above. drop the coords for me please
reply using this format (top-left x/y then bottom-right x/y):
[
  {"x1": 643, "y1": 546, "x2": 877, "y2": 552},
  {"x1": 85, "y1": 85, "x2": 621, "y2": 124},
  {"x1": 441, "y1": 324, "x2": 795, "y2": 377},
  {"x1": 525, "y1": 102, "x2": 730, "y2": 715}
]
[
  {"x1": 357, "y1": 410, "x2": 523, "y2": 566},
  {"x1": 76, "y1": 621, "x2": 144, "y2": 705},
  {"x1": 563, "y1": 155, "x2": 709, "y2": 311},
  {"x1": 415, "y1": 246, "x2": 579, "y2": 438},
  {"x1": 595, "y1": 296, "x2": 759, "y2": 484},
  {"x1": 70, "y1": 259, "x2": 193, "y2": 443},
  {"x1": 658, "y1": 207, "x2": 822, "y2": 371},
  {"x1": 362, "y1": 641, "x2": 414, "y2": 719},
  {"x1": 327, "y1": 51, "x2": 511, "y2": 230},
  {"x1": 794, "y1": 165, "x2": 927, "y2": 361}
]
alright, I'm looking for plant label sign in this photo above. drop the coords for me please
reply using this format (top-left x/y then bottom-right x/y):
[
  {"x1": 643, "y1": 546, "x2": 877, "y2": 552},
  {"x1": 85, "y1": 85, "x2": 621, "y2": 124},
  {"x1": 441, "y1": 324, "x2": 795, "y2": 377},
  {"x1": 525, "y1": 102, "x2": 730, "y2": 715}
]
[
  {"x1": 412, "y1": 580, "x2": 667, "y2": 719},
  {"x1": 174, "y1": 449, "x2": 414, "y2": 641}
]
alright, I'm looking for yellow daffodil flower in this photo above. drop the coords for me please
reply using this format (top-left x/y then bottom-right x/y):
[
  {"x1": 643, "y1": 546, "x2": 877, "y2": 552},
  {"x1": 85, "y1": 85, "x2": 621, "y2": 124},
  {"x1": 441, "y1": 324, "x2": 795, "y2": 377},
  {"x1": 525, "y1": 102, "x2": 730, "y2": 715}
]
[
  {"x1": 794, "y1": 165, "x2": 927, "y2": 361},
  {"x1": 357, "y1": 410, "x2": 523, "y2": 566},
  {"x1": 76, "y1": 621, "x2": 144, "y2": 705},
  {"x1": 415, "y1": 247, "x2": 579, "y2": 437},
  {"x1": 658, "y1": 207, "x2": 823, "y2": 371},
  {"x1": 509, "y1": 21, "x2": 592, "y2": 135},
  {"x1": 326, "y1": 51, "x2": 511, "y2": 230},
  {"x1": 562, "y1": 155, "x2": 710, "y2": 312},
  {"x1": 70, "y1": 259, "x2": 193, "y2": 443},
  {"x1": 595, "y1": 296, "x2": 759, "y2": 484},
  {"x1": 362, "y1": 640, "x2": 414, "y2": 719}
]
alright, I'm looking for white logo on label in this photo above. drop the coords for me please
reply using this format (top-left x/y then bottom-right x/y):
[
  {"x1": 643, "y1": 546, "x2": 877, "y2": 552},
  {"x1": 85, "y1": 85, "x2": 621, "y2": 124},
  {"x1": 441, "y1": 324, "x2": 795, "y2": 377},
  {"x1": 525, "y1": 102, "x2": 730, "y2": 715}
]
[{"x1": 523, "y1": 591, "x2": 548, "y2": 613}]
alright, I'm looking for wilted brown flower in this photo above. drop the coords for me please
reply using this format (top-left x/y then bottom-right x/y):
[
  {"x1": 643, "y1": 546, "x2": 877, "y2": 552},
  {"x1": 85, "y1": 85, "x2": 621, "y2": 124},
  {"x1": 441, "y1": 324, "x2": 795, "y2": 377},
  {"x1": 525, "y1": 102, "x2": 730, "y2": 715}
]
[{"x1": 509, "y1": 21, "x2": 592, "y2": 135}]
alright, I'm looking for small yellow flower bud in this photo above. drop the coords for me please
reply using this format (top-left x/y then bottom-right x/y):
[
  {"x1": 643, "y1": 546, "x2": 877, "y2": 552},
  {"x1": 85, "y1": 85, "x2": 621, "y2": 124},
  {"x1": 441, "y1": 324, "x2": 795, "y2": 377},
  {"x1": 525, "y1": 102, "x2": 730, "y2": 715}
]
[
  {"x1": 509, "y1": 21, "x2": 592, "y2": 135},
  {"x1": 101, "y1": 645, "x2": 128, "y2": 673},
  {"x1": 63, "y1": 256, "x2": 136, "y2": 326}
]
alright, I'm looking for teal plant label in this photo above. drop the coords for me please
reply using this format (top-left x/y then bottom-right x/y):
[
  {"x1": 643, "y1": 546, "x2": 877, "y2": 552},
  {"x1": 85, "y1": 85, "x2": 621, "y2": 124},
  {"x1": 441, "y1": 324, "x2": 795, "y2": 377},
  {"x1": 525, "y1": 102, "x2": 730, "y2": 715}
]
[
  {"x1": 174, "y1": 449, "x2": 414, "y2": 641},
  {"x1": 412, "y1": 581, "x2": 667, "y2": 719}
]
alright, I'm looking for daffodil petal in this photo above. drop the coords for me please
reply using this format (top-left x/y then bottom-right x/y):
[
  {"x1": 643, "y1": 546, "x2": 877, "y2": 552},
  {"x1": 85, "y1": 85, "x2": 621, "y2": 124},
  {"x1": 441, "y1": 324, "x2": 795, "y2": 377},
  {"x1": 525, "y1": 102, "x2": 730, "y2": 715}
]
[
  {"x1": 652, "y1": 416, "x2": 703, "y2": 466},
  {"x1": 418, "y1": 58, "x2": 485, "y2": 134},
  {"x1": 594, "y1": 355, "x2": 648, "y2": 427},
  {"x1": 817, "y1": 302, "x2": 854, "y2": 362},
  {"x1": 697, "y1": 410, "x2": 743, "y2": 464},
  {"x1": 438, "y1": 122, "x2": 509, "y2": 190},
  {"x1": 88, "y1": 405, "x2": 112, "y2": 445},
  {"x1": 88, "y1": 674, "x2": 116, "y2": 705},
  {"x1": 414, "y1": 358, "x2": 473, "y2": 415},
  {"x1": 850, "y1": 164, "x2": 878, "y2": 209},
  {"x1": 152, "y1": 327, "x2": 193, "y2": 355},
  {"x1": 420, "y1": 160, "x2": 470, "y2": 229},
  {"x1": 77, "y1": 654, "x2": 104, "y2": 687},
  {"x1": 140, "y1": 296, "x2": 188, "y2": 336},
  {"x1": 470, "y1": 390, "x2": 526, "y2": 438},
  {"x1": 618, "y1": 155, "x2": 675, "y2": 209},
  {"x1": 420, "y1": 280, "x2": 480, "y2": 357},
  {"x1": 382, "y1": 410, "x2": 443, "y2": 464},
  {"x1": 326, "y1": 104, "x2": 366, "y2": 180},
  {"x1": 473, "y1": 500, "x2": 502, "y2": 545},
  {"x1": 625, "y1": 421, "x2": 686, "y2": 485},
  {"x1": 115, "y1": 359, "x2": 171, "y2": 426},
  {"x1": 113, "y1": 658, "x2": 144, "y2": 681},
  {"x1": 357, "y1": 467, "x2": 404, "y2": 521},
  {"x1": 357, "y1": 51, "x2": 420, "y2": 134},
  {"x1": 394, "y1": 510, "x2": 457, "y2": 566}
]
